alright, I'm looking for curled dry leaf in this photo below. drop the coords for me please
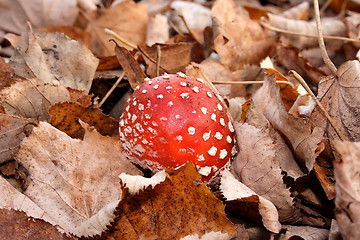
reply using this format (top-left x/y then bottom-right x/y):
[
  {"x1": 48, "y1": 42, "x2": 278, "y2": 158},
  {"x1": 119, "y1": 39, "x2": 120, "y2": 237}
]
[
  {"x1": 14, "y1": 121, "x2": 142, "y2": 237},
  {"x1": 101, "y1": 163, "x2": 236, "y2": 240},
  {"x1": 253, "y1": 74, "x2": 324, "y2": 172},
  {"x1": 211, "y1": 0, "x2": 275, "y2": 71},
  {"x1": 10, "y1": 29, "x2": 98, "y2": 94},
  {"x1": 220, "y1": 170, "x2": 281, "y2": 234},
  {"x1": 86, "y1": 1, "x2": 148, "y2": 56},
  {"x1": 333, "y1": 141, "x2": 360, "y2": 240},
  {"x1": 278, "y1": 225, "x2": 329, "y2": 240},
  {"x1": 0, "y1": 208, "x2": 77, "y2": 240},
  {"x1": 232, "y1": 101, "x2": 302, "y2": 223},
  {"x1": 49, "y1": 102, "x2": 119, "y2": 139},
  {"x1": 311, "y1": 60, "x2": 360, "y2": 142},
  {"x1": 279, "y1": 2, "x2": 309, "y2": 20}
]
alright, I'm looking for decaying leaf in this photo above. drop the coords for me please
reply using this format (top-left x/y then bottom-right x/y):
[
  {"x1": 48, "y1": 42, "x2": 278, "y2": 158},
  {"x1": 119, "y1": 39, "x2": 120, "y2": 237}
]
[
  {"x1": 14, "y1": 121, "x2": 142, "y2": 237},
  {"x1": 219, "y1": 170, "x2": 281, "y2": 234},
  {"x1": 233, "y1": 101, "x2": 302, "y2": 223},
  {"x1": 86, "y1": 0, "x2": 148, "y2": 56},
  {"x1": 0, "y1": 57, "x2": 15, "y2": 90},
  {"x1": 0, "y1": 208, "x2": 77, "y2": 240},
  {"x1": 333, "y1": 141, "x2": 360, "y2": 240},
  {"x1": 49, "y1": 102, "x2": 119, "y2": 139},
  {"x1": 311, "y1": 60, "x2": 360, "y2": 142},
  {"x1": 253, "y1": 74, "x2": 324, "y2": 171},
  {"x1": 212, "y1": 0, "x2": 275, "y2": 71},
  {"x1": 278, "y1": 225, "x2": 329, "y2": 240},
  {"x1": 101, "y1": 163, "x2": 237, "y2": 240},
  {"x1": 10, "y1": 29, "x2": 98, "y2": 93}
]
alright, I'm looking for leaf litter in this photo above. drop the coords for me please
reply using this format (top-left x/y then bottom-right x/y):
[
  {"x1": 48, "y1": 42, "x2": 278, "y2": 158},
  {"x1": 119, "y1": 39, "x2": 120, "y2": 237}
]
[{"x1": 0, "y1": 0, "x2": 360, "y2": 239}]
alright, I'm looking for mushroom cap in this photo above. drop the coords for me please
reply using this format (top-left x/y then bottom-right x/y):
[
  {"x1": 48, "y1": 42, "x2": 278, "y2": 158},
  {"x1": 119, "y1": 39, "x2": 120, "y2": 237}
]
[{"x1": 119, "y1": 73, "x2": 235, "y2": 180}]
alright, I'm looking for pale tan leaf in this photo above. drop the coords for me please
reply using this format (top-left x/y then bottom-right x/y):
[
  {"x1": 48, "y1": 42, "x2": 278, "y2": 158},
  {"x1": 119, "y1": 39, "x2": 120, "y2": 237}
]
[
  {"x1": 146, "y1": 14, "x2": 170, "y2": 46},
  {"x1": 279, "y1": 2, "x2": 309, "y2": 20},
  {"x1": 10, "y1": 29, "x2": 98, "y2": 93},
  {"x1": 14, "y1": 121, "x2": 142, "y2": 237}
]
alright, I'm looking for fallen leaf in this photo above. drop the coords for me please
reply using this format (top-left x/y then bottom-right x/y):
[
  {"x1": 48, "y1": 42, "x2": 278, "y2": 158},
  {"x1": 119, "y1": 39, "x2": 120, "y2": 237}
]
[
  {"x1": 14, "y1": 121, "x2": 142, "y2": 237},
  {"x1": 101, "y1": 163, "x2": 236, "y2": 240},
  {"x1": 333, "y1": 141, "x2": 360, "y2": 240},
  {"x1": 86, "y1": 1, "x2": 148, "y2": 56},
  {"x1": 279, "y1": 2, "x2": 309, "y2": 20},
  {"x1": 278, "y1": 225, "x2": 329, "y2": 240},
  {"x1": 219, "y1": 170, "x2": 281, "y2": 234},
  {"x1": 253, "y1": 74, "x2": 324, "y2": 172},
  {"x1": 146, "y1": 14, "x2": 170, "y2": 46},
  {"x1": 10, "y1": 29, "x2": 98, "y2": 93},
  {"x1": 0, "y1": 208, "x2": 77, "y2": 240},
  {"x1": 49, "y1": 102, "x2": 119, "y2": 139},
  {"x1": 212, "y1": 0, "x2": 275, "y2": 71},
  {"x1": 0, "y1": 57, "x2": 15, "y2": 91}
]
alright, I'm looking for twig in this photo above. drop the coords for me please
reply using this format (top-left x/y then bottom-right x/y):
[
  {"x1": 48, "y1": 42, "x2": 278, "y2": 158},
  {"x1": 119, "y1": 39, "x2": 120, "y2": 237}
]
[
  {"x1": 260, "y1": 19, "x2": 360, "y2": 43},
  {"x1": 168, "y1": 19, "x2": 184, "y2": 36},
  {"x1": 212, "y1": 80, "x2": 295, "y2": 88},
  {"x1": 313, "y1": 0, "x2": 338, "y2": 76},
  {"x1": 156, "y1": 45, "x2": 161, "y2": 76},
  {"x1": 178, "y1": 15, "x2": 201, "y2": 44},
  {"x1": 99, "y1": 71, "x2": 126, "y2": 108},
  {"x1": 137, "y1": 46, "x2": 169, "y2": 72},
  {"x1": 104, "y1": 28, "x2": 138, "y2": 50},
  {"x1": 289, "y1": 70, "x2": 346, "y2": 141}
]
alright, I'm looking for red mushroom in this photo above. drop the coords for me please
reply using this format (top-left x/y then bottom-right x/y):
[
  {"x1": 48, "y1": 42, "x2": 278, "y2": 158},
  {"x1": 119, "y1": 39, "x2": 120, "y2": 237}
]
[{"x1": 119, "y1": 73, "x2": 235, "y2": 181}]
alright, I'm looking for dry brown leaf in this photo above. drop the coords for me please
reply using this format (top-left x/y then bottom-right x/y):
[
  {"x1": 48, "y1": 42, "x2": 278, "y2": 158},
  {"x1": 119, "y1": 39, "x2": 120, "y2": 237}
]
[
  {"x1": 0, "y1": 208, "x2": 77, "y2": 240},
  {"x1": 0, "y1": 0, "x2": 78, "y2": 37},
  {"x1": 10, "y1": 29, "x2": 98, "y2": 93},
  {"x1": 211, "y1": 0, "x2": 275, "y2": 71},
  {"x1": 0, "y1": 57, "x2": 15, "y2": 91},
  {"x1": 233, "y1": 101, "x2": 302, "y2": 223},
  {"x1": 86, "y1": 1, "x2": 148, "y2": 56},
  {"x1": 146, "y1": 14, "x2": 170, "y2": 46},
  {"x1": 279, "y1": 2, "x2": 309, "y2": 20},
  {"x1": 333, "y1": 141, "x2": 360, "y2": 240},
  {"x1": 101, "y1": 163, "x2": 236, "y2": 240},
  {"x1": 114, "y1": 44, "x2": 146, "y2": 90},
  {"x1": 311, "y1": 60, "x2": 360, "y2": 142},
  {"x1": 14, "y1": 121, "x2": 142, "y2": 237},
  {"x1": 278, "y1": 225, "x2": 329, "y2": 240},
  {"x1": 49, "y1": 102, "x2": 119, "y2": 139},
  {"x1": 220, "y1": 170, "x2": 281, "y2": 234},
  {"x1": 253, "y1": 75, "x2": 324, "y2": 171}
]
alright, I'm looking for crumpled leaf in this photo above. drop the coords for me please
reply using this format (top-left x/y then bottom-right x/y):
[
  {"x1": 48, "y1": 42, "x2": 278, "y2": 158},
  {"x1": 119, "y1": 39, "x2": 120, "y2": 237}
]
[
  {"x1": 86, "y1": 0, "x2": 148, "y2": 56},
  {"x1": 311, "y1": 60, "x2": 360, "y2": 142},
  {"x1": 101, "y1": 163, "x2": 236, "y2": 240},
  {"x1": 232, "y1": 101, "x2": 302, "y2": 223},
  {"x1": 14, "y1": 121, "x2": 142, "y2": 237},
  {"x1": 278, "y1": 225, "x2": 329, "y2": 240},
  {"x1": 10, "y1": 29, "x2": 98, "y2": 93},
  {"x1": 0, "y1": 208, "x2": 77, "y2": 240},
  {"x1": 333, "y1": 141, "x2": 360, "y2": 240},
  {"x1": 211, "y1": 0, "x2": 275, "y2": 71},
  {"x1": 219, "y1": 170, "x2": 281, "y2": 234},
  {"x1": 253, "y1": 74, "x2": 324, "y2": 171}
]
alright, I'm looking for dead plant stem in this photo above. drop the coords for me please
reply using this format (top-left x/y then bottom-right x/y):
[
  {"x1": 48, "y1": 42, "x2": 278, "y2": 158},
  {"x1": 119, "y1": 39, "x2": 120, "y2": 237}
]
[
  {"x1": 156, "y1": 45, "x2": 161, "y2": 76},
  {"x1": 99, "y1": 71, "x2": 126, "y2": 108}
]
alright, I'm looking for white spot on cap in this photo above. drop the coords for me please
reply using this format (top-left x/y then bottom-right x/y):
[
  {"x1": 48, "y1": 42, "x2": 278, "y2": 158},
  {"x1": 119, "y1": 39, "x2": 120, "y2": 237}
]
[
  {"x1": 152, "y1": 121, "x2": 158, "y2": 126},
  {"x1": 231, "y1": 146, "x2": 237, "y2": 156},
  {"x1": 180, "y1": 93, "x2": 189, "y2": 99},
  {"x1": 132, "y1": 115, "x2": 137, "y2": 122},
  {"x1": 180, "y1": 82, "x2": 187, "y2": 86},
  {"x1": 229, "y1": 122, "x2": 235, "y2": 132},
  {"x1": 157, "y1": 94, "x2": 164, "y2": 99},
  {"x1": 215, "y1": 132, "x2": 223, "y2": 140},
  {"x1": 198, "y1": 166, "x2": 212, "y2": 176},
  {"x1": 144, "y1": 77, "x2": 151, "y2": 82},
  {"x1": 208, "y1": 146, "x2": 217, "y2": 156},
  {"x1": 176, "y1": 135, "x2": 183, "y2": 141},
  {"x1": 142, "y1": 139, "x2": 149, "y2": 144},
  {"x1": 135, "y1": 123, "x2": 144, "y2": 133},
  {"x1": 179, "y1": 148, "x2": 186, "y2": 153},
  {"x1": 211, "y1": 113, "x2": 216, "y2": 121},
  {"x1": 177, "y1": 72, "x2": 187, "y2": 78},
  {"x1": 154, "y1": 84, "x2": 159, "y2": 89},
  {"x1": 203, "y1": 131, "x2": 211, "y2": 141},
  {"x1": 196, "y1": 78, "x2": 204, "y2": 83},
  {"x1": 220, "y1": 118, "x2": 226, "y2": 127},
  {"x1": 119, "y1": 119, "x2": 125, "y2": 127},
  {"x1": 138, "y1": 104, "x2": 144, "y2": 110},
  {"x1": 201, "y1": 107, "x2": 207, "y2": 114},
  {"x1": 133, "y1": 101, "x2": 137, "y2": 106},
  {"x1": 192, "y1": 86, "x2": 199, "y2": 93},
  {"x1": 135, "y1": 86, "x2": 140, "y2": 90},
  {"x1": 133, "y1": 144, "x2": 145, "y2": 156},
  {"x1": 163, "y1": 73, "x2": 170, "y2": 79},
  {"x1": 142, "y1": 90, "x2": 147, "y2": 94},
  {"x1": 125, "y1": 105, "x2": 130, "y2": 112},
  {"x1": 168, "y1": 101, "x2": 174, "y2": 106},
  {"x1": 219, "y1": 149, "x2": 228, "y2": 159},
  {"x1": 166, "y1": 86, "x2": 172, "y2": 90},
  {"x1": 192, "y1": 110, "x2": 197, "y2": 113},
  {"x1": 159, "y1": 137, "x2": 167, "y2": 144},
  {"x1": 188, "y1": 126, "x2": 196, "y2": 135},
  {"x1": 160, "y1": 117, "x2": 168, "y2": 121},
  {"x1": 145, "y1": 114, "x2": 151, "y2": 119},
  {"x1": 217, "y1": 104, "x2": 223, "y2": 111},
  {"x1": 148, "y1": 127, "x2": 157, "y2": 134},
  {"x1": 175, "y1": 115, "x2": 180, "y2": 119},
  {"x1": 197, "y1": 154, "x2": 205, "y2": 161},
  {"x1": 148, "y1": 80, "x2": 153, "y2": 85},
  {"x1": 124, "y1": 126, "x2": 132, "y2": 134},
  {"x1": 207, "y1": 92, "x2": 212, "y2": 98},
  {"x1": 226, "y1": 135, "x2": 232, "y2": 143}
]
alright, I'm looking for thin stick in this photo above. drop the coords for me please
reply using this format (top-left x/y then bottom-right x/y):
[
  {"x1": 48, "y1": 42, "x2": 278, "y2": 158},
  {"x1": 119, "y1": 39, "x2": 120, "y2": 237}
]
[
  {"x1": 156, "y1": 45, "x2": 161, "y2": 76},
  {"x1": 179, "y1": 15, "x2": 201, "y2": 44},
  {"x1": 99, "y1": 71, "x2": 126, "y2": 108},
  {"x1": 212, "y1": 80, "x2": 295, "y2": 88},
  {"x1": 289, "y1": 70, "x2": 346, "y2": 141},
  {"x1": 260, "y1": 19, "x2": 360, "y2": 43},
  {"x1": 313, "y1": 0, "x2": 338, "y2": 76},
  {"x1": 104, "y1": 28, "x2": 138, "y2": 50},
  {"x1": 168, "y1": 19, "x2": 184, "y2": 36},
  {"x1": 137, "y1": 46, "x2": 169, "y2": 72}
]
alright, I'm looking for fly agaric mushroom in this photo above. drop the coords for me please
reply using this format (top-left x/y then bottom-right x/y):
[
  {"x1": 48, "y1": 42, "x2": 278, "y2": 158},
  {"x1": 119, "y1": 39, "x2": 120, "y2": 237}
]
[{"x1": 119, "y1": 73, "x2": 235, "y2": 181}]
